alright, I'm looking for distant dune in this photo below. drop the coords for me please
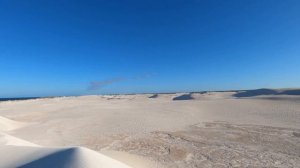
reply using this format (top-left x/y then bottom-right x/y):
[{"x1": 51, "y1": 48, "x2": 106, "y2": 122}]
[
  {"x1": 172, "y1": 93, "x2": 194, "y2": 100},
  {"x1": 233, "y1": 88, "x2": 300, "y2": 97},
  {"x1": 169, "y1": 88, "x2": 300, "y2": 100},
  {"x1": 148, "y1": 94, "x2": 158, "y2": 98}
]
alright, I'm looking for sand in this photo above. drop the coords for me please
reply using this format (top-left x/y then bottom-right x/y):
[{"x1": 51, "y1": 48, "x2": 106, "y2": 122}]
[
  {"x1": 0, "y1": 89, "x2": 299, "y2": 167},
  {"x1": 0, "y1": 117, "x2": 132, "y2": 168}
]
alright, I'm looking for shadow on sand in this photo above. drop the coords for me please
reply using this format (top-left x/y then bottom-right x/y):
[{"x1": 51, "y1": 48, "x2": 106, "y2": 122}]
[{"x1": 18, "y1": 148, "x2": 78, "y2": 168}]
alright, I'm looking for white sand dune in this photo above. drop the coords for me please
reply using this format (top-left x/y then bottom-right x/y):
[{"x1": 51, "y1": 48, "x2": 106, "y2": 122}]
[{"x1": 0, "y1": 116, "x2": 132, "y2": 168}]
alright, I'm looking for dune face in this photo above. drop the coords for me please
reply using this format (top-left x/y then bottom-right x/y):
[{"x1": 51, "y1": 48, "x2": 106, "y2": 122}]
[
  {"x1": 234, "y1": 88, "x2": 300, "y2": 97},
  {"x1": 0, "y1": 89, "x2": 300, "y2": 167},
  {"x1": 172, "y1": 94, "x2": 194, "y2": 100},
  {"x1": 148, "y1": 94, "x2": 158, "y2": 98}
]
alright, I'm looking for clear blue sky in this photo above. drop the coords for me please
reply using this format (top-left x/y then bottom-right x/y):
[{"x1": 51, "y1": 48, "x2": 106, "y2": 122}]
[{"x1": 0, "y1": 0, "x2": 300, "y2": 97}]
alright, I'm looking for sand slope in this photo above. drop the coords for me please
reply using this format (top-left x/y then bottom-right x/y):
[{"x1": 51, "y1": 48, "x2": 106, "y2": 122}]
[
  {"x1": 0, "y1": 116, "x2": 24, "y2": 131},
  {"x1": 0, "y1": 116, "x2": 132, "y2": 168}
]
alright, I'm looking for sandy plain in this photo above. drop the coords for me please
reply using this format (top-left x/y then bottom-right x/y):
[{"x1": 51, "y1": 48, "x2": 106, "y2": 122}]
[{"x1": 0, "y1": 89, "x2": 299, "y2": 167}]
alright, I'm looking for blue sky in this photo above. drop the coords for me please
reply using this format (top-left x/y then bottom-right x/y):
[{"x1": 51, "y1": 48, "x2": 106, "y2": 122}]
[{"x1": 0, "y1": 0, "x2": 300, "y2": 97}]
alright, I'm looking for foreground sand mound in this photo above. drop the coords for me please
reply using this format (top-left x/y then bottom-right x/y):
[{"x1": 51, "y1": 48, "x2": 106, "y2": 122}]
[
  {"x1": 0, "y1": 115, "x2": 131, "y2": 168},
  {"x1": 0, "y1": 146, "x2": 132, "y2": 168}
]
